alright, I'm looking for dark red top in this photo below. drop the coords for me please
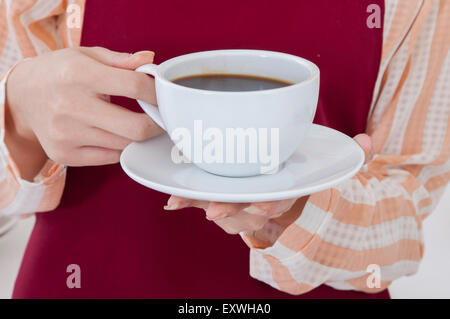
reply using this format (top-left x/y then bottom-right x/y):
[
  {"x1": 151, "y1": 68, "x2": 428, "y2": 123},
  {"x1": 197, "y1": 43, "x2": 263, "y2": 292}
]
[{"x1": 13, "y1": 0, "x2": 387, "y2": 298}]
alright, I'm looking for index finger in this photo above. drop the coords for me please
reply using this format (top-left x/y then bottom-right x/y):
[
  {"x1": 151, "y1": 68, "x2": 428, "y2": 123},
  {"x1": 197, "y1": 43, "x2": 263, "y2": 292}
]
[
  {"x1": 205, "y1": 202, "x2": 250, "y2": 220},
  {"x1": 86, "y1": 60, "x2": 157, "y2": 105}
]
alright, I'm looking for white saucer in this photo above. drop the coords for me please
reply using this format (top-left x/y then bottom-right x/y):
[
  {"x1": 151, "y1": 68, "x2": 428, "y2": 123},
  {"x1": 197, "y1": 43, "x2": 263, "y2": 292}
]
[{"x1": 120, "y1": 124, "x2": 364, "y2": 203}]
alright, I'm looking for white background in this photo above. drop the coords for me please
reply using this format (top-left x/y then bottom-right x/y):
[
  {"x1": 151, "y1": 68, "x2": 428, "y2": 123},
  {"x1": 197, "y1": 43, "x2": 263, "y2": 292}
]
[{"x1": 0, "y1": 185, "x2": 449, "y2": 299}]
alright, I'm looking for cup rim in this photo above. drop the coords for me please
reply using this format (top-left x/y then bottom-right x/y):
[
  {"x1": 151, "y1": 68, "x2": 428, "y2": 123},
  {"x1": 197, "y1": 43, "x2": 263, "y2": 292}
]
[{"x1": 155, "y1": 49, "x2": 320, "y2": 95}]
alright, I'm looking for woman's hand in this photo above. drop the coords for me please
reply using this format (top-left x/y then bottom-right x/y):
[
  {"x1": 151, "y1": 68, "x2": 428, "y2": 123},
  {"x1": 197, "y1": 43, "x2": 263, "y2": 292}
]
[
  {"x1": 5, "y1": 47, "x2": 162, "y2": 180},
  {"x1": 164, "y1": 134, "x2": 373, "y2": 235}
]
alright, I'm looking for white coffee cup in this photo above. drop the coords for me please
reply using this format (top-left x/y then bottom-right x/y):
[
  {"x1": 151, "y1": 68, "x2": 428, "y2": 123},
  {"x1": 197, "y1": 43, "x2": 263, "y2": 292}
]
[{"x1": 135, "y1": 49, "x2": 319, "y2": 177}]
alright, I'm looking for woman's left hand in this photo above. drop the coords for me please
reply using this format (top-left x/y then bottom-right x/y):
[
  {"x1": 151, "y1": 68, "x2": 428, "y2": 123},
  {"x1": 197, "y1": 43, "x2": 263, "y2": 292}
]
[
  {"x1": 164, "y1": 196, "x2": 304, "y2": 235},
  {"x1": 164, "y1": 133, "x2": 373, "y2": 235}
]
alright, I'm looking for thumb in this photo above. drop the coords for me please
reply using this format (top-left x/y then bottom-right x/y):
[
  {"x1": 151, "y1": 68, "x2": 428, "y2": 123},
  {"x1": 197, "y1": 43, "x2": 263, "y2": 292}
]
[
  {"x1": 353, "y1": 133, "x2": 373, "y2": 164},
  {"x1": 78, "y1": 46, "x2": 154, "y2": 70}
]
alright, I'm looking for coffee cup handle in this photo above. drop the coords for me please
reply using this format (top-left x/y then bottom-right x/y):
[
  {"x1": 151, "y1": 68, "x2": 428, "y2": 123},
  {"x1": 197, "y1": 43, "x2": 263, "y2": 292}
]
[{"x1": 135, "y1": 64, "x2": 166, "y2": 131}]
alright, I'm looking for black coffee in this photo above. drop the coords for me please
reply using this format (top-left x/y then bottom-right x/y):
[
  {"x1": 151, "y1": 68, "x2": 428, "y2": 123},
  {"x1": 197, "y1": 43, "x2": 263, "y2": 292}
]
[{"x1": 172, "y1": 74, "x2": 293, "y2": 92}]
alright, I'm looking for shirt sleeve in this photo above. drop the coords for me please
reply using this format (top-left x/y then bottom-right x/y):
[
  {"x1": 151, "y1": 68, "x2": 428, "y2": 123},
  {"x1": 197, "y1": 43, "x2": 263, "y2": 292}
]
[
  {"x1": 242, "y1": 0, "x2": 450, "y2": 294},
  {"x1": 0, "y1": 0, "x2": 85, "y2": 217}
]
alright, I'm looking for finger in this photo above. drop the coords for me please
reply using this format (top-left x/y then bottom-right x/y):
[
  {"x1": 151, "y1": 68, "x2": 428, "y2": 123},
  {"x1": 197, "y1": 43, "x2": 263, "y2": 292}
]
[
  {"x1": 98, "y1": 68, "x2": 156, "y2": 105},
  {"x1": 68, "y1": 147, "x2": 121, "y2": 166},
  {"x1": 164, "y1": 195, "x2": 187, "y2": 210},
  {"x1": 79, "y1": 98, "x2": 163, "y2": 141},
  {"x1": 244, "y1": 198, "x2": 297, "y2": 218},
  {"x1": 79, "y1": 127, "x2": 132, "y2": 150},
  {"x1": 82, "y1": 58, "x2": 157, "y2": 104},
  {"x1": 78, "y1": 46, "x2": 155, "y2": 70},
  {"x1": 353, "y1": 133, "x2": 373, "y2": 164},
  {"x1": 164, "y1": 196, "x2": 209, "y2": 211},
  {"x1": 205, "y1": 202, "x2": 250, "y2": 220},
  {"x1": 213, "y1": 212, "x2": 268, "y2": 234}
]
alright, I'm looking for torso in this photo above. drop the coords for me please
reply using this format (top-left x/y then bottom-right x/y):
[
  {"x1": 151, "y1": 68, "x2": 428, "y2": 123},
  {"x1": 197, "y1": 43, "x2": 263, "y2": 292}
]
[{"x1": 13, "y1": 0, "x2": 387, "y2": 298}]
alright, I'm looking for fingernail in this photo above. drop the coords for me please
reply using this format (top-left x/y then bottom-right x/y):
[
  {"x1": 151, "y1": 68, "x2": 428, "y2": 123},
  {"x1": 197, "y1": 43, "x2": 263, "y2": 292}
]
[
  {"x1": 243, "y1": 206, "x2": 265, "y2": 215},
  {"x1": 163, "y1": 203, "x2": 179, "y2": 211},
  {"x1": 133, "y1": 50, "x2": 155, "y2": 56}
]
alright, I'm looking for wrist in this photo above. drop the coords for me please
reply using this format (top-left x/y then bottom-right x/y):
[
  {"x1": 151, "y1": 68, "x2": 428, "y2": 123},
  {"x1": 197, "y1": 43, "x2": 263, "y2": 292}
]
[
  {"x1": 3, "y1": 60, "x2": 47, "y2": 181},
  {"x1": 247, "y1": 196, "x2": 310, "y2": 247},
  {"x1": 5, "y1": 59, "x2": 37, "y2": 143},
  {"x1": 3, "y1": 119, "x2": 47, "y2": 181}
]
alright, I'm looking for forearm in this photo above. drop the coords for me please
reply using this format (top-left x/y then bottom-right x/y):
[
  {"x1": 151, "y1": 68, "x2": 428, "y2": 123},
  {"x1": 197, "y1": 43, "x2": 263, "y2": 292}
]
[{"x1": 246, "y1": 167, "x2": 428, "y2": 294}]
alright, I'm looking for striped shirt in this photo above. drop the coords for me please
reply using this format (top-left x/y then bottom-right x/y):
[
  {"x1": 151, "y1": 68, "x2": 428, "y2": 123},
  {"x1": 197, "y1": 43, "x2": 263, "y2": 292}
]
[{"x1": 0, "y1": 0, "x2": 449, "y2": 294}]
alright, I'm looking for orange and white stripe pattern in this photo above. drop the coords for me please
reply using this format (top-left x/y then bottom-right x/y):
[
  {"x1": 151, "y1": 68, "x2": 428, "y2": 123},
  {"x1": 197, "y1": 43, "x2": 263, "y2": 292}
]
[
  {"x1": 245, "y1": 0, "x2": 450, "y2": 294},
  {"x1": 0, "y1": 0, "x2": 449, "y2": 294}
]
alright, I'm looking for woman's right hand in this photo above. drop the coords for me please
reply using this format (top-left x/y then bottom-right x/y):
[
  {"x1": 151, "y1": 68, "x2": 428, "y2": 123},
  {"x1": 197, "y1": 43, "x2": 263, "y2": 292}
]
[{"x1": 5, "y1": 47, "x2": 162, "y2": 179}]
